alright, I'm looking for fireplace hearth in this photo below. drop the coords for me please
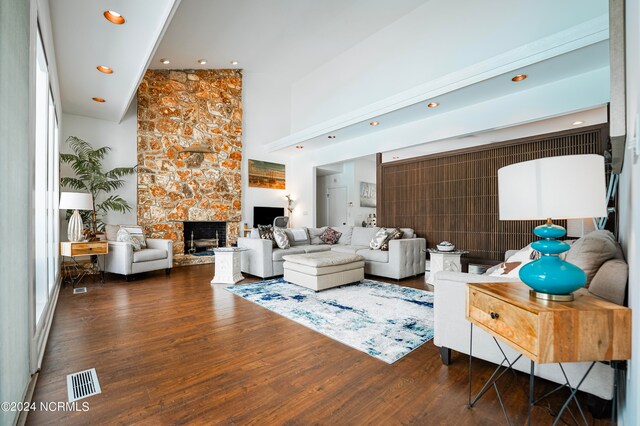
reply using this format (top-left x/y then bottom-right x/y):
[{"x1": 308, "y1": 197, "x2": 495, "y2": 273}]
[{"x1": 183, "y1": 221, "x2": 227, "y2": 253}]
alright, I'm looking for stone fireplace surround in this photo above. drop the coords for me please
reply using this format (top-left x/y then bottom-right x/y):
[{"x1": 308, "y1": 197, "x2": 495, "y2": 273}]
[{"x1": 136, "y1": 69, "x2": 243, "y2": 264}]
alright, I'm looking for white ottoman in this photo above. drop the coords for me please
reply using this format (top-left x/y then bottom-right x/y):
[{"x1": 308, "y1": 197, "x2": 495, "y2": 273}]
[{"x1": 282, "y1": 251, "x2": 365, "y2": 291}]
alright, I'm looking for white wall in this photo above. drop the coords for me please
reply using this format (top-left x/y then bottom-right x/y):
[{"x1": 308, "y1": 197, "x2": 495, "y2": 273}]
[
  {"x1": 290, "y1": 0, "x2": 607, "y2": 131},
  {"x1": 60, "y1": 101, "x2": 138, "y2": 227},
  {"x1": 619, "y1": 1, "x2": 640, "y2": 424},
  {"x1": 241, "y1": 72, "x2": 293, "y2": 228}
]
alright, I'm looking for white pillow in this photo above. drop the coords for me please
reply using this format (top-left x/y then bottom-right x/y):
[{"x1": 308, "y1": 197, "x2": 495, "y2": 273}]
[
  {"x1": 488, "y1": 245, "x2": 537, "y2": 278},
  {"x1": 273, "y1": 227, "x2": 290, "y2": 249},
  {"x1": 117, "y1": 228, "x2": 141, "y2": 251}
]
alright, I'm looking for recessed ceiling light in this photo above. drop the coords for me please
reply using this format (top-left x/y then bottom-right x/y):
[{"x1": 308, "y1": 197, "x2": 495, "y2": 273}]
[
  {"x1": 370, "y1": 121, "x2": 380, "y2": 126},
  {"x1": 427, "y1": 102, "x2": 440, "y2": 108},
  {"x1": 230, "y1": 60, "x2": 239, "y2": 65},
  {"x1": 198, "y1": 59, "x2": 207, "y2": 65},
  {"x1": 92, "y1": 97, "x2": 106, "y2": 103},
  {"x1": 295, "y1": 145, "x2": 304, "y2": 149},
  {"x1": 160, "y1": 58, "x2": 170, "y2": 65},
  {"x1": 392, "y1": 156, "x2": 400, "y2": 160},
  {"x1": 572, "y1": 121, "x2": 585, "y2": 126},
  {"x1": 511, "y1": 74, "x2": 527, "y2": 82},
  {"x1": 103, "y1": 10, "x2": 125, "y2": 25},
  {"x1": 96, "y1": 65, "x2": 113, "y2": 74},
  {"x1": 327, "y1": 135, "x2": 336, "y2": 139}
]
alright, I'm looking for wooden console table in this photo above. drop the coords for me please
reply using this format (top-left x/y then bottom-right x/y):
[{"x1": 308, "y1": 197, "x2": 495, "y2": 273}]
[
  {"x1": 61, "y1": 241, "x2": 109, "y2": 287},
  {"x1": 466, "y1": 281, "x2": 631, "y2": 424}
]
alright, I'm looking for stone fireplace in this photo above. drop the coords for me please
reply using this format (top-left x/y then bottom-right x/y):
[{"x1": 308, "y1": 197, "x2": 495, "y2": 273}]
[{"x1": 136, "y1": 69, "x2": 242, "y2": 263}]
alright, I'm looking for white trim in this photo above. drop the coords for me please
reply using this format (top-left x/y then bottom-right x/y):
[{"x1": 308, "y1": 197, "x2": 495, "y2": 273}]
[
  {"x1": 117, "y1": 0, "x2": 182, "y2": 123},
  {"x1": 266, "y1": 15, "x2": 609, "y2": 152}
]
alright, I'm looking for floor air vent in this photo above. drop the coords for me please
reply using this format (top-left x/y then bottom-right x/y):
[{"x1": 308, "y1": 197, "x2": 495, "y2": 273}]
[
  {"x1": 73, "y1": 287, "x2": 87, "y2": 294},
  {"x1": 67, "y1": 368, "x2": 101, "y2": 402}
]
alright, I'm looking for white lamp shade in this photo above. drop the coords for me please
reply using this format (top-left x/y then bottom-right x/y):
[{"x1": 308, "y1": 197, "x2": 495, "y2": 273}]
[
  {"x1": 498, "y1": 154, "x2": 607, "y2": 220},
  {"x1": 59, "y1": 192, "x2": 93, "y2": 211}
]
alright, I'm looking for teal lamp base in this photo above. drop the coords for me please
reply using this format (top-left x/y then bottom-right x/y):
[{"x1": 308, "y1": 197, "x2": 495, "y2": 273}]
[{"x1": 519, "y1": 221, "x2": 586, "y2": 301}]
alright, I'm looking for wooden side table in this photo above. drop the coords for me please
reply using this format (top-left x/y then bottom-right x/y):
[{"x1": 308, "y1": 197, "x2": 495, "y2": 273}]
[
  {"x1": 61, "y1": 241, "x2": 109, "y2": 287},
  {"x1": 466, "y1": 281, "x2": 631, "y2": 424}
]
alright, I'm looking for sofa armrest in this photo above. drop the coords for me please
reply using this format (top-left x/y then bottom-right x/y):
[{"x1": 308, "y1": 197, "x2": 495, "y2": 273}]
[
  {"x1": 238, "y1": 237, "x2": 274, "y2": 277},
  {"x1": 146, "y1": 238, "x2": 173, "y2": 266},
  {"x1": 387, "y1": 238, "x2": 426, "y2": 279},
  {"x1": 105, "y1": 241, "x2": 134, "y2": 275}
]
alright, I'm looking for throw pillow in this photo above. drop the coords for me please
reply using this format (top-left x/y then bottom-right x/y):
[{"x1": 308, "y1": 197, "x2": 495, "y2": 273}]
[
  {"x1": 380, "y1": 228, "x2": 404, "y2": 251},
  {"x1": 487, "y1": 244, "x2": 538, "y2": 279},
  {"x1": 119, "y1": 225, "x2": 147, "y2": 248},
  {"x1": 369, "y1": 228, "x2": 391, "y2": 250},
  {"x1": 258, "y1": 224, "x2": 276, "y2": 247},
  {"x1": 319, "y1": 227, "x2": 342, "y2": 245},
  {"x1": 117, "y1": 228, "x2": 141, "y2": 251},
  {"x1": 565, "y1": 230, "x2": 620, "y2": 287},
  {"x1": 273, "y1": 227, "x2": 290, "y2": 249},
  {"x1": 308, "y1": 227, "x2": 327, "y2": 245}
]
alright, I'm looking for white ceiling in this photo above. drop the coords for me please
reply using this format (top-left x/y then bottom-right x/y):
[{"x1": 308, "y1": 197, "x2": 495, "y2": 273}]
[
  {"x1": 150, "y1": 0, "x2": 428, "y2": 78},
  {"x1": 49, "y1": 0, "x2": 179, "y2": 122},
  {"x1": 273, "y1": 41, "x2": 609, "y2": 153}
]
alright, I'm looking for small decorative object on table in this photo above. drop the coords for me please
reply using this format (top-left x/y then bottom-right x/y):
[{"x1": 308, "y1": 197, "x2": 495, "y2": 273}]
[{"x1": 436, "y1": 241, "x2": 455, "y2": 252}]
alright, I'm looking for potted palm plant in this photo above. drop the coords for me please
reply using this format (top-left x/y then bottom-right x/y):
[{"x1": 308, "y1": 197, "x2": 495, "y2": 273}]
[{"x1": 60, "y1": 136, "x2": 136, "y2": 239}]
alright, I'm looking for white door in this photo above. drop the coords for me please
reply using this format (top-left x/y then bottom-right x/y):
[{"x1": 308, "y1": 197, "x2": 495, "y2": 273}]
[{"x1": 327, "y1": 186, "x2": 348, "y2": 226}]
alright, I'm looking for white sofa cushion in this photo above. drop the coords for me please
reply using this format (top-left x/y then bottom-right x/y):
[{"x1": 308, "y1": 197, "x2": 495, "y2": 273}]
[
  {"x1": 296, "y1": 244, "x2": 331, "y2": 254},
  {"x1": 331, "y1": 245, "x2": 369, "y2": 254},
  {"x1": 351, "y1": 227, "x2": 380, "y2": 246},
  {"x1": 133, "y1": 248, "x2": 167, "y2": 263},
  {"x1": 356, "y1": 248, "x2": 389, "y2": 263},
  {"x1": 272, "y1": 247, "x2": 305, "y2": 261},
  {"x1": 332, "y1": 226, "x2": 353, "y2": 245},
  {"x1": 400, "y1": 228, "x2": 415, "y2": 239},
  {"x1": 307, "y1": 227, "x2": 327, "y2": 245}
]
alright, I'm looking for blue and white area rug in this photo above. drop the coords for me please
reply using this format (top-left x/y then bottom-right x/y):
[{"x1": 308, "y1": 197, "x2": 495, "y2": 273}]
[{"x1": 225, "y1": 278, "x2": 434, "y2": 364}]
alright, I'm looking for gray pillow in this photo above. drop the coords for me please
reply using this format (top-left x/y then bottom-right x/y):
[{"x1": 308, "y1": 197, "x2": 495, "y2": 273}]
[
  {"x1": 273, "y1": 227, "x2": 290, "y2": 249},
  {"x1": 565, "y1": 230, "x2": 620, "y2": 287},
  {"x1": 308, "y1": 227, "x2": 327, "y2": 245},
  {"x1": 588, "y1": 259, "x2": 628, "y2": 305},
  {"x1": 117, "y1": 228, "x2": 141, "y2": 251},
  {"x1": 105, "y1": 224, "x2": 119, "y2": 241}
]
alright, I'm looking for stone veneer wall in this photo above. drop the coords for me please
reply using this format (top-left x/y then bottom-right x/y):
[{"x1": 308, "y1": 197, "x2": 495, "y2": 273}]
[{"x1": 137, "y1": 69, "x2": 242, "y2": 255}]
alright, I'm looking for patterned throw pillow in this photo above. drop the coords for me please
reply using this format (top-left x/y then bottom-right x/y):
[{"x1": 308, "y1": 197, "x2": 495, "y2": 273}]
[
  {"x1": 273, "y1": 227, "x2": 290, "y2": 249},
  {"x1": 488, "y1": 245, "x2": 539, "y2": 278},
  {"x1": 119, "y1": 225, "x2": 147, "y2": 248},
  {"x1": 117, "y1": 228, "x2": 141, "y2": 251},
  {"x1": 319, "y1": 227, "x2": 342, "y2": 245},
  {"x1": 258, "y1": 224, "x2": 276, "y2": 247},
  {"x1": 369, "y1": 228, "x2": 391, "y2": 250},
  {"x1": 380, "y1": 228, "x2": 404, "y2": 251}
]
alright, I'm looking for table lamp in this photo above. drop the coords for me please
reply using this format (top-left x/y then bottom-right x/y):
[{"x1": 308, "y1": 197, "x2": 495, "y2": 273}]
[
  {"x1": 59, "y1": 192, "x2": 94, "y2": 242},
  {"x1": 498, "y1": 154, "x2": 607, "y2": 301}
]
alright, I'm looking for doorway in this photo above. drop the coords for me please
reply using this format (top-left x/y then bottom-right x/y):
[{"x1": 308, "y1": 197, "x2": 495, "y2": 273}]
[{"x1": 327, "y1": 186, "x2": 347, "y2": 226}]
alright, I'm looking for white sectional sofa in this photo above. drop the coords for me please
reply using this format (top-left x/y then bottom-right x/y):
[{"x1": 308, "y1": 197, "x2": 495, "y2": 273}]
[{"x1": 238, "y1": 225, "x2": 426, "y2": 280}]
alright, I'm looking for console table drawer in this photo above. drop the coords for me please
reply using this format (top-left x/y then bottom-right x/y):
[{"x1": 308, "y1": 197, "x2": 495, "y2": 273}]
[
  {"x1": 467, "y1": 288, "x2": 538, "y2": 356},
  {"x1": 61, "y1": 241, "x2": 109, "y2": 256}
]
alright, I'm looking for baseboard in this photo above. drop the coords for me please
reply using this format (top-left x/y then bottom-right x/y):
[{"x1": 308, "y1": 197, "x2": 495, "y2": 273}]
[{"x1": 15, "y1": 372, "x2": 39, "y2": 426}]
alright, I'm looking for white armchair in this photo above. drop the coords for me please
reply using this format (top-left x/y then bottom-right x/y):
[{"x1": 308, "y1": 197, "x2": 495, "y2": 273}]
[{"x1": 104, "y1": 238, "x2": 173, "y2": 280}]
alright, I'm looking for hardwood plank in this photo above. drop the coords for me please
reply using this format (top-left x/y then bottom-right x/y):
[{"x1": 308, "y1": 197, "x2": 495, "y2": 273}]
[{"x1": 27, "y1": 266, "x2": 608, "y2": 424}]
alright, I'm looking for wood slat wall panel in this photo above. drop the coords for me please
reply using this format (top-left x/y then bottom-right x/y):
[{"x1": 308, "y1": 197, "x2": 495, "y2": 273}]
[{"x1": 377, "y1": 125, "x2": 609, "y2": 263}]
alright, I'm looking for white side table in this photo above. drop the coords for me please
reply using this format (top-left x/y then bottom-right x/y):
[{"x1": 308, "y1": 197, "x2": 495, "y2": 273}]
[
  {"x1": 424, "y1": 248, "x2": 469, "y2": 284},
  {"x1": 211, "y1": 247, "x2": 247, "y2": 285}
]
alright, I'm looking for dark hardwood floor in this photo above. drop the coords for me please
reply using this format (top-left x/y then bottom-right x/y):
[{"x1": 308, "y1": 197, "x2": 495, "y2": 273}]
[{"x1": 28, "y1": 265, "x2": 608, "y2": 425}]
